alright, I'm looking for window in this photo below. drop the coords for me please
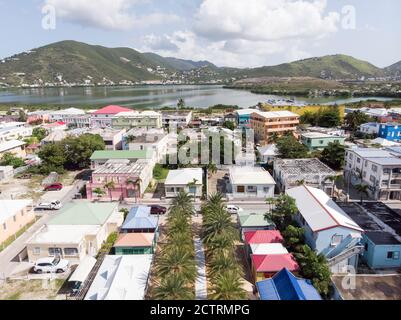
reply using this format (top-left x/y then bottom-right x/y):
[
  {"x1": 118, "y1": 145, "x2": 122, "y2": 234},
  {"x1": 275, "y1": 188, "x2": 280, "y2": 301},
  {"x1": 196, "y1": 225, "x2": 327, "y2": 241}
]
[
  {"x1": 263, "y1": 187, "x2": 271, "y2": 193},
  {"x1": 319, "y1": 140, "x2": 324, "y2": 144},
  {"x1": 331, "y1": 234, "x2": 343, "y2": 246},
  {"x1": 64, "y1": 248, "x2": 78, "y2": 256},
  {"x1": 372, "y1": 165, "x2": 378, "y2": 172},
  {"x1": 237, "y1": 186, "x2": 245, "y2": 193},
  {"x1": 357, "y1": 158, "x2": 361, "y2": 164},
  {"x1": 247, "y1": 186, "x2": 257, "y2": 192},
  {"x1": 48, "y1": 248, "x2": 62, "y2": 257},
  {"x1": 387, "y1": 251, "x2": 400, "y2": 260},
  {"x1": 33, "y1": 247, "x2": 41, "y2": 255},
  {"x1": 370, "y1": 175, "x2": 376, "y2": 183},
  {"x1": 384, "y1": 168, "x2": 391, "y2": 174},
  {"x1": 2, "y1": 223, "x2": 6, "y2": 230},
  {"x1": 364, "y1": 243, "x2": 369, "y2": 251},
  {"x1": 13, "y1": 215, "x2": 16, "y2": 222}
]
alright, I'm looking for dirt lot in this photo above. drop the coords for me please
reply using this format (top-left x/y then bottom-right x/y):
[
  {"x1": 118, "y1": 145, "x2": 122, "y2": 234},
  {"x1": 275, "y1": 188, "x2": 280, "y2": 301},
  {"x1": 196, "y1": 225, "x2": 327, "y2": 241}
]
[{"x1": 0, "y1": 278, "x2": 68, "y2": 300}]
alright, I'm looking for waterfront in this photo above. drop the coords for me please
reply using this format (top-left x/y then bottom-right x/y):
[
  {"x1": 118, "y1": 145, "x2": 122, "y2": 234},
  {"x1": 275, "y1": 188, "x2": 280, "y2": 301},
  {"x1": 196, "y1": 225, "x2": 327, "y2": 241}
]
[{"x1": 0, "y1": 85, "x2": 395, "y2": 109}]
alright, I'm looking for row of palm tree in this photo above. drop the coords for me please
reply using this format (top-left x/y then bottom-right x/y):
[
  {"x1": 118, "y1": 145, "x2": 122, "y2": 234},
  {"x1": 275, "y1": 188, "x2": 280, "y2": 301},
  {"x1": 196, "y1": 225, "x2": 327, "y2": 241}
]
[
  {"x1": 201, "y1": 193, "x2": 247, "y2": 300},
  {"x1": 150, "y1": 192, "x2": 197, "y2": 300}
]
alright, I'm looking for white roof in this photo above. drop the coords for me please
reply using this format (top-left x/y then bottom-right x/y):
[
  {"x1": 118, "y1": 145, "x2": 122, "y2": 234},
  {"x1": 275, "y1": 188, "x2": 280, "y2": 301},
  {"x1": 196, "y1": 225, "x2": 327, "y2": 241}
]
[
  {"x1": 229, "y1": 166, "x2": 276, "y2": 185},
  {"x1": 350, "y1": 148, "x2": 392, "y2": 158},
  {"x1": 371, "y1": 138, "x2": 400, "y2": 147},
  {"x1": 28, "y1": 225, "x2": 100, "y2": 244},
  {"x1": 236, "y1": 109, "x2": 258, "y2": 116},
  {"x1": 0, "y1": 140, "x2": 26, "y2": 153},
  {"x1": 69, "y1": 256, "x2": 97, "y2": 283},
  {"x1": 165, "y1": 168, "x2": 203, "y2": 186},
  {"x1": 85, "y1": 255, "x2": 153, "y2": 300},
  {"x1": 257, "y1": 144, "x2": 278, "y2": 157},
  {"x1": 50, "y1": 108, "x2": 86, "y2": 115},
  {"x1": 302, "y1": 132, "x2": 341, "y2": 139},
  {"x1": 252, "y1": 110, "x2": 299, "y2": 118},
  {"x1": 114, "y1": 111, "x2": 161, "y2": 117},
  {"x1": 250, "y1": 243, "x2": 289, "y2": 255},
  {"x1": 0, "y1": 199, "x2": 32, "y2": 224},
  {"x1": 286, "y1": 185, "x2": 363, "y2": 233}
]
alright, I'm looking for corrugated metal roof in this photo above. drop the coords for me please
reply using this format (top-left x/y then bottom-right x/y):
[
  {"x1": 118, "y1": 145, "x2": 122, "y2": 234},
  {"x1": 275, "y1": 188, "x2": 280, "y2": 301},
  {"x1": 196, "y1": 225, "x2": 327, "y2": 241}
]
[
  {"x1": 244, "y1": 230, "x2": 283, "y2": 244},
  {"x1": 90, "y1": 150, "x2": 153, "y2": 160},
  {"x1": 286, "y1": 185, "x2": 363, "y2": 233},
  {"x1": 252, "y1": 254, "x2": 299, "y2": 273},
  {"x1": 256, "y1": 268, "x2": 322, "y2": 300},
  {"x1": 121, "y1": 206, "x2": 158, "y2": 230}
]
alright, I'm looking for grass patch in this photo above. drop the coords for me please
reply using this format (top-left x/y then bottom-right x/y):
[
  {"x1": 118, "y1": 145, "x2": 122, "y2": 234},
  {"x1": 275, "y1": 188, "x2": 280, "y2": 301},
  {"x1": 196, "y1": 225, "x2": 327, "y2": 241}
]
[
  {"x1": 153, "y1": 164, "x2": 169, "y2": 182},
  {"x1": 6, "y1": 292, "x2": 22, "y2": 300}
]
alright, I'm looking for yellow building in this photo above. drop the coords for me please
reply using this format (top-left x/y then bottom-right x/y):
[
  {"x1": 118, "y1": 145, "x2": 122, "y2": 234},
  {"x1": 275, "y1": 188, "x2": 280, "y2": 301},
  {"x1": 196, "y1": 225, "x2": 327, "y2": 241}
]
[
  {"x1": 0, "y1": 200, "x2": 35, "y2": 244},
  {"x1": 251, "y1": 111, "x2": 300, "y2": 143}
]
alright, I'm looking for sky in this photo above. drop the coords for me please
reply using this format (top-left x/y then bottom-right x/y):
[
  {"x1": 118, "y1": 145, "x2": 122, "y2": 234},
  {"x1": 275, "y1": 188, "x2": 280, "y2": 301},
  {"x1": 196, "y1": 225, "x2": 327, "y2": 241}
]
[{"x1": 0, "y1": 0, "x2": 400, "y2": 68}]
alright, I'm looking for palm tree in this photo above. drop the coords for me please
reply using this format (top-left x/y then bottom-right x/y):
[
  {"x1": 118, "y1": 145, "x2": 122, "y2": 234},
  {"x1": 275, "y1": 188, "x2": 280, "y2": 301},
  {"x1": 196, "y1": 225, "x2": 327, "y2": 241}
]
[
  {"x1": 152, "y1": 274, "x2": 194, "y2": 300},
  {"x1": 125, "y1": 135, "x2": 136, "y2": 144},
  {"x1": 171, "y1": 191, "x2": 195, "y2": 216},
  {"x1": 208, "y1": 251, "x2": 241, "y2": 278},
  {"x1": 207, "y1": 163, "x2": 218, "y2": 177},
  {"x1": 103, "y1": 181, "x2": 116, "y2": 201},
  {"x1": 93, "y1": 187, "x2": 105, "y2": 201},
  {"x1": 295, "y1": 179, "x2": 305, "y2": 186},
  {"x1": 156, "y1": 247, "x2": 196, "y2": 282},
  {"x1": 324, "y1": 175, "x2": 344, "y2": 197},
  {"x1": 266, "y1": 197, "x2": 276, "y2": 214},
  {"x1": 126, "y1": 177, "x2": 142, "y2": 203},
  {"x1": 355, "y1": 183, "x2": 369, "y2": 204},
  {"x1": 209, "y1": 271, "x2": 247, "y2": 300}
]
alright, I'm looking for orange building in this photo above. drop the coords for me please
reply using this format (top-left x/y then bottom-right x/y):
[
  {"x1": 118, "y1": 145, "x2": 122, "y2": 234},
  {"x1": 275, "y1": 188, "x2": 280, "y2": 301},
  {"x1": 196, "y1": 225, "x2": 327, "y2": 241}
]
[{"x1": 250, "y1": 111, "x2": 300, "y2": 143}]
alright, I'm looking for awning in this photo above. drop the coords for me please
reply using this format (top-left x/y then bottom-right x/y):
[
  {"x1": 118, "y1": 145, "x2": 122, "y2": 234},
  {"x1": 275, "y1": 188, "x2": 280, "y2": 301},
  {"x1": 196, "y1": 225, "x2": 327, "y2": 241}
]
[{"x1": 69, "y1": 256, "x2": 97, "y2": 283}]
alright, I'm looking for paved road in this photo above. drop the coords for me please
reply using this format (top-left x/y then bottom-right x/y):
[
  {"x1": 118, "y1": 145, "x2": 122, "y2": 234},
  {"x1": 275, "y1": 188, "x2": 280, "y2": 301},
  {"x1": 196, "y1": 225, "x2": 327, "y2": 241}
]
[{"x1": 0, "y1": 180, "x2": 86, "y2": 279}]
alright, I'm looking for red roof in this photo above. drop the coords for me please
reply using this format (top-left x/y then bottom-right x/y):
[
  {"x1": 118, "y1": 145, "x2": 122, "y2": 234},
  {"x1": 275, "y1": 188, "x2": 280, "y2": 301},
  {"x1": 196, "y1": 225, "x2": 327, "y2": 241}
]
[
  {"x1": 93, "y1": 105, "x2": 132, "y2": 115},
  {"x1": 252, "y1": 254, "x2": 299, "y2": 273},
  {"x1": 244, "y1": 230, "x2": 284, "y2": 245}
]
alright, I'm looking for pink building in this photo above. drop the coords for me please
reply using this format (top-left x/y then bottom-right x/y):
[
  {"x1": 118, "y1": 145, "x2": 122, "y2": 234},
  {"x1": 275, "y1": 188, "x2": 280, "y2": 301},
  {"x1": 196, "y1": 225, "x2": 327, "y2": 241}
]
[
  {"x1": 27, "y1": 111, "x2": 52, "y2": 124},
  {"x1": 91, "y1": 105, "x2": 133, "y2": 128},
  {"x1": 86, "y1": 159, "x2": 153, "y2": 202}
]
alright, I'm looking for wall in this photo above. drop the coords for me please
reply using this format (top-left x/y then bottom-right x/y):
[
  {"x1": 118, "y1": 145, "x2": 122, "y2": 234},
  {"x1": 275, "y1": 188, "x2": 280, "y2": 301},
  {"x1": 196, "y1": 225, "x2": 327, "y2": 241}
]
[
  {"x1": 0, "y1": 206, "x2": 35, "y2": 244},
  {"x1": 362, "y1": 236, "x2": 401, "y2": 269}
]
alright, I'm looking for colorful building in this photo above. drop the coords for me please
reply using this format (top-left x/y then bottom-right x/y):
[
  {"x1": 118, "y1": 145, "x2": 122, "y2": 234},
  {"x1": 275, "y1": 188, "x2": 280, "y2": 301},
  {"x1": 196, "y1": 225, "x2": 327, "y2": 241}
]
[
  {"x1": 86, "y1": 159, "x2": 153, "y2": 201},
  {"x1": 112, "y1": 111, "x2": 162, "y2": 130},
  {"x1": 236, "y1": 109, "x2": 257, "y2": 129},
  {"x1": 120, "y1": 206, "x2": 159, "y2": 234},
  {"x1": 256, "y1": 268, "x2": 322, "y2": 300},
  {"x1": 378, "y1": 123, "x2": 401, "y2": 142},
  {"x1": 91, "y1": 105, "x2": 133, "y2": 128},
  {"x1": 113, "y1": 233, "x2": 156, "y2": 255},
  {"x1": 251, "y1": 253, "x2": 299, "y2": 282},
  {"x1": 301, "y1": 132, "x2": 345, "y2": 151},
  {"x1": 250, "y1": 111, "x2": 299, "y2": 143}
]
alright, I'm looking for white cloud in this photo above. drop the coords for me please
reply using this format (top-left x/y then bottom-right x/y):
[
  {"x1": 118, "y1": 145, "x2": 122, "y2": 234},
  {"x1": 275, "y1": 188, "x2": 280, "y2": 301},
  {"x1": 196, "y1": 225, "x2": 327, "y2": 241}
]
[
  {"x1": 44, "y1": 0, "x2": 180, "y2": 30},
  {"x1": 194, "y1": 0, "x2": 340, "y2": 41}
]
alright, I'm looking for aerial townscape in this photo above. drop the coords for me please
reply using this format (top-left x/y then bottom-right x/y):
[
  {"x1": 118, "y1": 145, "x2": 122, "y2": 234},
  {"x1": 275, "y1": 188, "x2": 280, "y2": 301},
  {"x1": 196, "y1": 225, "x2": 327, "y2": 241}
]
[{"x1": 1, "y1": 0, "x2": 401, "y2": 310}]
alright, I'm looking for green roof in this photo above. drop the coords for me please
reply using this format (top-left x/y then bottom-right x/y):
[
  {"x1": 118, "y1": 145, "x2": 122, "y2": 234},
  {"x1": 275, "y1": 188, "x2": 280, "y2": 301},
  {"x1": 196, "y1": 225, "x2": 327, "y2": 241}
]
[
  {"x1": 90, "y1": 150, "x2": 152, "y2": 161},
  {"x1": 48, "y1": 201, "x2": 118, "y2": 225},
  {"x1": 239, "y1": 214, "x2": 274, "y2": 228}
]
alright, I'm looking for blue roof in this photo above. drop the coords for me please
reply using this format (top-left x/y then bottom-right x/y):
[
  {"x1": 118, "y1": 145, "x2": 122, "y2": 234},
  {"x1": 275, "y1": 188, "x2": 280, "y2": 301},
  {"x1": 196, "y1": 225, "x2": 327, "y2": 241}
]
[
  {"x1": 121, "y1": 206, "x2": 158, "y2": 230},
  {"x1": 256, "y1": 268, "x2": 322, "y2": 300}
]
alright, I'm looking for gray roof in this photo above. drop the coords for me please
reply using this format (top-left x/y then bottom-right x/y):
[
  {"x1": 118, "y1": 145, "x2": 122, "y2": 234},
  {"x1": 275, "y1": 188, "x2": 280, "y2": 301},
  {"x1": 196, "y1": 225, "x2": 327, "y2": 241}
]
[{"x1": 366, "y1": 157, "x2": 401, "y2": 166}]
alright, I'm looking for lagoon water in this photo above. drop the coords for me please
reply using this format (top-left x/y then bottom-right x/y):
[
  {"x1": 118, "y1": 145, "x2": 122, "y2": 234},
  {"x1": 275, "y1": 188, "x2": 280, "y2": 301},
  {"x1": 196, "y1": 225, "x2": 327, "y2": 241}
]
[{"x1": 0, "y1": 85, "x2": 394, "y2": 109}]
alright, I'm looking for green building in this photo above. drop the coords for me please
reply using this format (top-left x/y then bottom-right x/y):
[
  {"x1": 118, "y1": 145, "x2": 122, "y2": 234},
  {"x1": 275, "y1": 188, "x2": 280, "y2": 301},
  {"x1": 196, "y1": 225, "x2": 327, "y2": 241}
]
[
  {"x1": 112, "y1": 111, "x2": 162, "y2": 130},
  {"x1": 113, "y1": 233, "x2": 157, "y2": 255},
  {"x1": 301, "y1": 132, "x2": 345, "y2": 151}
]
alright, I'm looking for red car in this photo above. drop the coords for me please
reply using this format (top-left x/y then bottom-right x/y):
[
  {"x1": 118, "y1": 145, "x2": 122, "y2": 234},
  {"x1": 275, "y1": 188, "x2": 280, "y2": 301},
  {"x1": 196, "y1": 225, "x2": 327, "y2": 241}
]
[{"x1": 44, "y1": 183, "x2": 63, "y2": 191}]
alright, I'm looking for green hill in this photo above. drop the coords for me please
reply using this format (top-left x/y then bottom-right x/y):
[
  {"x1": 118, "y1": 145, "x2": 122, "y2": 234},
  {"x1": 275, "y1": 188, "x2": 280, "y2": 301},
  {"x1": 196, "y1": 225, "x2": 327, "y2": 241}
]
[
  {"x1": 238, "y1": 54, "x2": 384, "y2": 79},
  {"x1": 385, "y1": 60, "x2": 401, "y2": 76}
]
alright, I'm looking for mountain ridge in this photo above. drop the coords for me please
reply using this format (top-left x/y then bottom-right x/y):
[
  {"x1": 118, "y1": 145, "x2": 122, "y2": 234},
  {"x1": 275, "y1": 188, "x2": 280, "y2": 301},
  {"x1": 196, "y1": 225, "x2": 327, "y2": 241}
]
[{"x1": 0, "y1": 40, "x2": 399, "y2": 86}]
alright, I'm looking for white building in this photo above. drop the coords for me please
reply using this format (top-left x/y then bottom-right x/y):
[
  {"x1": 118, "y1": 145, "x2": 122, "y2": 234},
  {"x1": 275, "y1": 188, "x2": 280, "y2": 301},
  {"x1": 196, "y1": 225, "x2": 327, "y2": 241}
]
[
  {"x1": 165, "y1": 168, "x2": 203, "y2": 198},
  {"x1": 162, "y1": 111, "x2": 193, "y2": 128},
  {"x1": 287, "y1": 185, "x2": 364, "y2": 273},
  {"x1": 344, "y1": 148, "x2": 401, "y2": 201},
  {"x1": 0, "y1": 140, "x2": 26, "y2": 157},
  {"x1": 49, "y1": 108, "x2": 86, "y2": 122},
  {"x1": 359, "y1": 122, "x2": 381, "y2": 135},
  {"x1": 85, "y1": 255, "x2": 153, "y2": 300},
  {"x1": 112, "y1": 111, "x2": 163, "y2": 130},
  {"x1": 257, "y1": 144, "x2": 278, "y2": 163},
  {"x1": 227, "y1": 166, "x2": 275, "y2": 199},
  {"x1": 0, "y1": 125, "x2": 33, "y2": 143},
  {"x1": 90, "y1": 128, "x2": 126, "y2": 150},
  {"x1": 0, "y1": 166, "x2": 14, "y2": 181}
]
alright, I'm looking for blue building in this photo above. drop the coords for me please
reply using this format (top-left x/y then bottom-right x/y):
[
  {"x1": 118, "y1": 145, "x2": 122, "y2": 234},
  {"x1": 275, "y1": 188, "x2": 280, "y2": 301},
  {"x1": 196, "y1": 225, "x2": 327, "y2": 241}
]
[
  {"x1": 378, "y1": 123, "x2": 401, "y2": 142},
  {"x1": 236, "y1": 109, "x2": 257, "y2": 129},
  {"x1": 256, "y1": 268, "x2": 322, "y2": 300},
  {"x1": 121, "y1": 206, "x2": 159, "y2": 233},
  {"x1": 338, "y1": 202, "x2": 401, "y2": 269}
]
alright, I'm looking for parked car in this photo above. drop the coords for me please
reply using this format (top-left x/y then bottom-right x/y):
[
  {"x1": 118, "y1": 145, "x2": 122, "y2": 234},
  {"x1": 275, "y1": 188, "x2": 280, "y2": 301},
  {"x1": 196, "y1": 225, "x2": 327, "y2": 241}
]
[
  {"x1": 33, "y1": 257, "x2": 69, "y2": 274},
  {"x1": 36, "y1": 201, "x2": 62, "y2": 211},
  {"x1": 44, "y1": 183, "x2": 63, "y2": 191},
  {"x1": 226, "y1": 204, "x2": 243, "y2": 215},
  {"x1": 149, "y1": 205, "x2": 167, "y2": 215}
]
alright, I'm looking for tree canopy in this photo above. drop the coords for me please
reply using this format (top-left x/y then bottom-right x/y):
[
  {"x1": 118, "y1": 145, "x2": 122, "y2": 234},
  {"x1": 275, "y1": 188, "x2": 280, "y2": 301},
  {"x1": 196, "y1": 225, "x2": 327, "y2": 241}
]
[
  {"x1": 276, "y1": 134, "x2": 309, "y2": 159},
  {"x1": 319, "y1": 141, "x2": 345, "y2": 170}
]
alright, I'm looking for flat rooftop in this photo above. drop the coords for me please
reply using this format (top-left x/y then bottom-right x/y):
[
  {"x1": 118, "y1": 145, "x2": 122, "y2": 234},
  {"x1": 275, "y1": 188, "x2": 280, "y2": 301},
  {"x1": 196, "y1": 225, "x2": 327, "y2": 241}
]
[
  {"x1": 332, "y1": 275, "x2": 401, "y2": 300},
  {"x1": 301, "y1": 132, "x2": 343, "y2": 139},
  {"x1": 274, "y1": 158, "x2": 335, "y2": 176},
  {"x1": 337, "y1": 202, "x2": 401, "y2": 245},
  {"x1": 93, "y1": 159, "x2": 149, "y2": 175}
]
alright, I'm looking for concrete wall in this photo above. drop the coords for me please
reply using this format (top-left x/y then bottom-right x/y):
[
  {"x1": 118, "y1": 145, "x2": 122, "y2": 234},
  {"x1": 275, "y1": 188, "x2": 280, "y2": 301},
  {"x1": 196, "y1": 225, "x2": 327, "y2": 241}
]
[
  {"x1": 0, "y1": 206, "x2": 35, "y2": 244},
  {"x1": 362, "y1": 236, "x2": 401, "y2": 269}
]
